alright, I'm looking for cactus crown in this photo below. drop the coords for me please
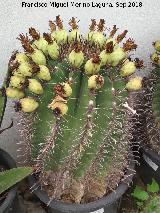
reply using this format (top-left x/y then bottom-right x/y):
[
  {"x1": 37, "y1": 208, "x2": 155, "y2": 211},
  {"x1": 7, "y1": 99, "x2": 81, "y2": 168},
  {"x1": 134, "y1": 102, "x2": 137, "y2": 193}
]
[{"x1": 3, "y1": 16, "x2": 143, "y2": 203}]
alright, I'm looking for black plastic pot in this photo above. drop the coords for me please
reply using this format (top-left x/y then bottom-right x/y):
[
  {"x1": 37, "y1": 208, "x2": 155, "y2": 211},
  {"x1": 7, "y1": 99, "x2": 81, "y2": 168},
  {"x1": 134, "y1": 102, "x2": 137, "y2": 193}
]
[
  {"x1": 28, "y1": 161, "x2": 134, "y2": 213},
  {"x1": 137, "y1": 146, "x2": 160, "y2": 184},
  {"x1": 0, "y1": 148, "x2": 19, "y2": 213}
]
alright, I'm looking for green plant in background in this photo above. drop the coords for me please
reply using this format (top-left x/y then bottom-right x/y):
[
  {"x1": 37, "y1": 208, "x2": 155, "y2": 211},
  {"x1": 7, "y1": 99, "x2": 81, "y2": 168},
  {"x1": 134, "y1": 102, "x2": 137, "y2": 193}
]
[
  {"x1": 0, "y1": 167, "x2": 32, "y2": 194},
  {"x1": 132, "y1": 179, "x2": 160, "y2": 213},
  {"x1": 2, "y1": 16, "x2": 144, "y2": 203}
]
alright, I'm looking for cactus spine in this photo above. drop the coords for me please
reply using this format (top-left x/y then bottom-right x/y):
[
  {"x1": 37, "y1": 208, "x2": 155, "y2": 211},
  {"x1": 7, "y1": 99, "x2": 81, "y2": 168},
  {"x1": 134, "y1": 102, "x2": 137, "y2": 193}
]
[
  {"x1": 5, "y1": 16, "x2": 143, "y2": 203},
  {"x1": 143, "y1": 41, "x2": 160, "y2": 153}
]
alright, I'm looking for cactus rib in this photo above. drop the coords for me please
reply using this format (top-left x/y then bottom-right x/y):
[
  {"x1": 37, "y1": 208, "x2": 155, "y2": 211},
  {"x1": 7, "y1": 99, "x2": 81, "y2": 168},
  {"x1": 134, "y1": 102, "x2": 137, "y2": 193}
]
[{"x1": 5, "y1": 16, "x2": 143, "y2": 203}]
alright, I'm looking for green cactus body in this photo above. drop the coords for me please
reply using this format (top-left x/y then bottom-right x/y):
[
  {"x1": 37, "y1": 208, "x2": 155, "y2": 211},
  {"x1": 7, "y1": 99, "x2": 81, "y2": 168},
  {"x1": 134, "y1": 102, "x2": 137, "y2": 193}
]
[
  {"x1": 73, "y1": 73, "x2": 127, "y2": 179},
  {"x1": 48, "y1": 73, "x2": 91, "y2": 170},
  {"x1": 152, "y1": 80, "x2": 160, "y2": 125},
  {"x1": 5, "y1": 18, "x2": 141, "y2": 203},
  {"x1": 144, "y1": 41, "x2": 160, "y2": 154},
  {"x1": 31, "y1": 60, "x2": 69, "y2": 160}
]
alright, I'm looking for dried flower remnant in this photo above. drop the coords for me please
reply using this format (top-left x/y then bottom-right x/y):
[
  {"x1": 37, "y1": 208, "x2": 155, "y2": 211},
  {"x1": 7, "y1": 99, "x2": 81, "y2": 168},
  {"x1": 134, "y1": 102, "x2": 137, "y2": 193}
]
[
  {"x1": 3, "y1": 17, "x2": 144, "y2": 204},
  {"x1": 89, "y1": 19, "x2": 97, "y2": 32},
  {"x1": 29, "y1": 27, "x2": 40, "y2": 40},
  {"x1": 43, "y1": 33, "x2": 59, "y2": 59},
  {"x1": 49, "y1": 20, "x2": 56, "y2": 32},
  {"x1": 109, "y1": 25, "x2": 118, "y2": 38},
  {"x1": 123, "y1": 38, "x2": 137, "y2": 52},
  {"x1": 92, "y1": 19, "x2": 106, "y2": 47},
  {"x1": 18, "y1": 34, "x2": 47, "y2": 65},
  {"x1": 116, "y1": 30, "x2": 128, "y2": 43},
  {"x1": 134, "y1": 58, "x2": 144, "y2": 69},
  {"x1": 68, "y1": 17, "x2": 80, "y2": 42},
  {"x1": 97, "y1": 19, "x2": 106, "y2": 32}
]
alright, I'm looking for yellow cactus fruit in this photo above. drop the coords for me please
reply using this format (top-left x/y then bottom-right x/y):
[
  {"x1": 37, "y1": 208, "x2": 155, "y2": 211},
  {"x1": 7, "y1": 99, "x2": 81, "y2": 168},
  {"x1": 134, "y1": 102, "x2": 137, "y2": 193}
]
[
  {"x1": 31, "y1": 49, "x2": 47, "y2": 65},
  {"x1": 16, "y1": 53, "x2": 29, "y2": 63},
  {"x1": 54, "y1": 82, "x2": 72, "y2": 98},
  {"x1": 36, "y1": 65, "x2": 51, "y2": 81},
  {"x1": 120, "y1": 61, "x2": 136, "y2": 77},
  {"x1": 28, "y1": 79, "x2": 43, "y2": 95},
  {"x1": 33, "y1": 37, "x2": 48, "y2": 55},
  {"x1": 10, "y1": 76, "x2": 25, "y2": 89},
  {"x1": 150, "y1": 52, "x2": 160, "y2": 65},
  {"x1": 20, "y1": 97, "x2": 39, "y2": 113},
  {"x1": 48, "y1": 96, "x2": 68, "y2": 116},
  {"x1": 17, "y1": 62, "x2": 33, "y2": 77},
  {"x1": 68, "y1": 44, "x2": 84, "y2": 68},
  {"x1": 126, "y1": 76, "x2": 142, "y2": 91},
  {"x1": 108, "y1": 47, "x2": 127, "y2": 67},
  {"x1": 52, "y1": 15, "x2": 68, "y2": 44},
  {"x1": 6, "y1": 87, "x2": 25, "y2": 99},
  {"x1": 88, "y1": 75, "x2": 104, "y2": 90},
  {"x1": 99, "y1": 50, "x2": 110, "y2": 66},
  {"x1": 92, "y1": 32, "x2": 106, "y2": 47},
  {"x1": 153, "y1": 40, "x2": 160, "y2": 52},
  {"x1": 85, "y1": 55, "x2": 101, "y2": 75}
]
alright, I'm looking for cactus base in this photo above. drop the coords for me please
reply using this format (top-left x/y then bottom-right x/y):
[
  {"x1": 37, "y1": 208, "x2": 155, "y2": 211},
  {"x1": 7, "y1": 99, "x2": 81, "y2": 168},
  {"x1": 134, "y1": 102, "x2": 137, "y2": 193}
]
[{"x1": 28, "y1": 157, "x2": 134, "y2": 212}]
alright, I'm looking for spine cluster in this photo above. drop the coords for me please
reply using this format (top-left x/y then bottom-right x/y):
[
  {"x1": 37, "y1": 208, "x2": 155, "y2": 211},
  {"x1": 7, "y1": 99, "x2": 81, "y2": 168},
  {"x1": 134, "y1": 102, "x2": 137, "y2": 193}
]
[{"x1": 4, "y1": 16, "x2": 144, "y2": 203}]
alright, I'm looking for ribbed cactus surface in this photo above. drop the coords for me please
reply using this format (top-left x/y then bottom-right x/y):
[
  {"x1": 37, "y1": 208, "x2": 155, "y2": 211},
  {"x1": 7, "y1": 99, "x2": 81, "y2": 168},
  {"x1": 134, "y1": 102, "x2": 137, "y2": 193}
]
[
  {"x1": 3, "y1": 16, "x2": 143, "y2": 203},
  {"x1": 145, "y1": 41, "x2": 160, "y2": 153}
]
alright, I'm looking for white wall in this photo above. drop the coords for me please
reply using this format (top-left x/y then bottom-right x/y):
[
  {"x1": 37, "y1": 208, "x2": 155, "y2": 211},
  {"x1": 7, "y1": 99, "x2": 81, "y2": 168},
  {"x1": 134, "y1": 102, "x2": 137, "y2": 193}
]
[{"x1": 0, "y1": 0, "x2": 160, "y2": 159}]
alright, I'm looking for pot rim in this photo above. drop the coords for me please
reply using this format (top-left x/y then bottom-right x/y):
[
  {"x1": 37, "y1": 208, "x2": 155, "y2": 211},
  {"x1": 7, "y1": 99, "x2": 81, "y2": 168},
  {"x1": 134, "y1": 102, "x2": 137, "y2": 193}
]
[
  {"x1": 28, "y1": 159, "x2": 135, "y2": 212},
  {"x1": 0, "y1": 148, "x2": 17, "y2": 212},
  {"x1": 141, "y1": 145, "x2": 160, "y2": 162}
]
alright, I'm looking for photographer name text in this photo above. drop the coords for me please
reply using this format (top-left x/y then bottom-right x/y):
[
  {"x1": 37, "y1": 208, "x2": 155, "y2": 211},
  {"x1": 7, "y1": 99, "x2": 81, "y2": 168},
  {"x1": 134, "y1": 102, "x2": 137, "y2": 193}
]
[{"x1": 21, "y1": 1, "x2": 143, "y2": 9}]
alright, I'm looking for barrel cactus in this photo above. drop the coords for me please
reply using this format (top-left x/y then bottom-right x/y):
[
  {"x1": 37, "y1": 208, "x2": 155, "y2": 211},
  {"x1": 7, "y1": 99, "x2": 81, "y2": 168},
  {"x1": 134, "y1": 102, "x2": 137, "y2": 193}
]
[
  {"x1": 144, "y1": 40, "x2": 160, "y2": 154},
  {"x1": 2, "y1": 16, "x2": 143, "y2": 203}
]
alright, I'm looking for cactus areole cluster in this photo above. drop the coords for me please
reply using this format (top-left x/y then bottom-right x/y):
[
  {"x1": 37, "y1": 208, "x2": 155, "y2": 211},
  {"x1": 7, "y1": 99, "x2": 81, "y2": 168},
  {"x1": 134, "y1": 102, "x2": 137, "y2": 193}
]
[
  {"x1": 3, "y1": 16, "x2": 144, "y2": 204},
  {"x1": 146, "y1": 41, "x2": 160, "y2": 154}
]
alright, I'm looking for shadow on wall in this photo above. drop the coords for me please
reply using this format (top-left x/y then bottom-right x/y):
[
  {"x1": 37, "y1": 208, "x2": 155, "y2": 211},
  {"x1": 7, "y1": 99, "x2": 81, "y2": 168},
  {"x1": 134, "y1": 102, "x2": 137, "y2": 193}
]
[{"x1": 0, "y1": 100, "x2": 20, "y2": 160}]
